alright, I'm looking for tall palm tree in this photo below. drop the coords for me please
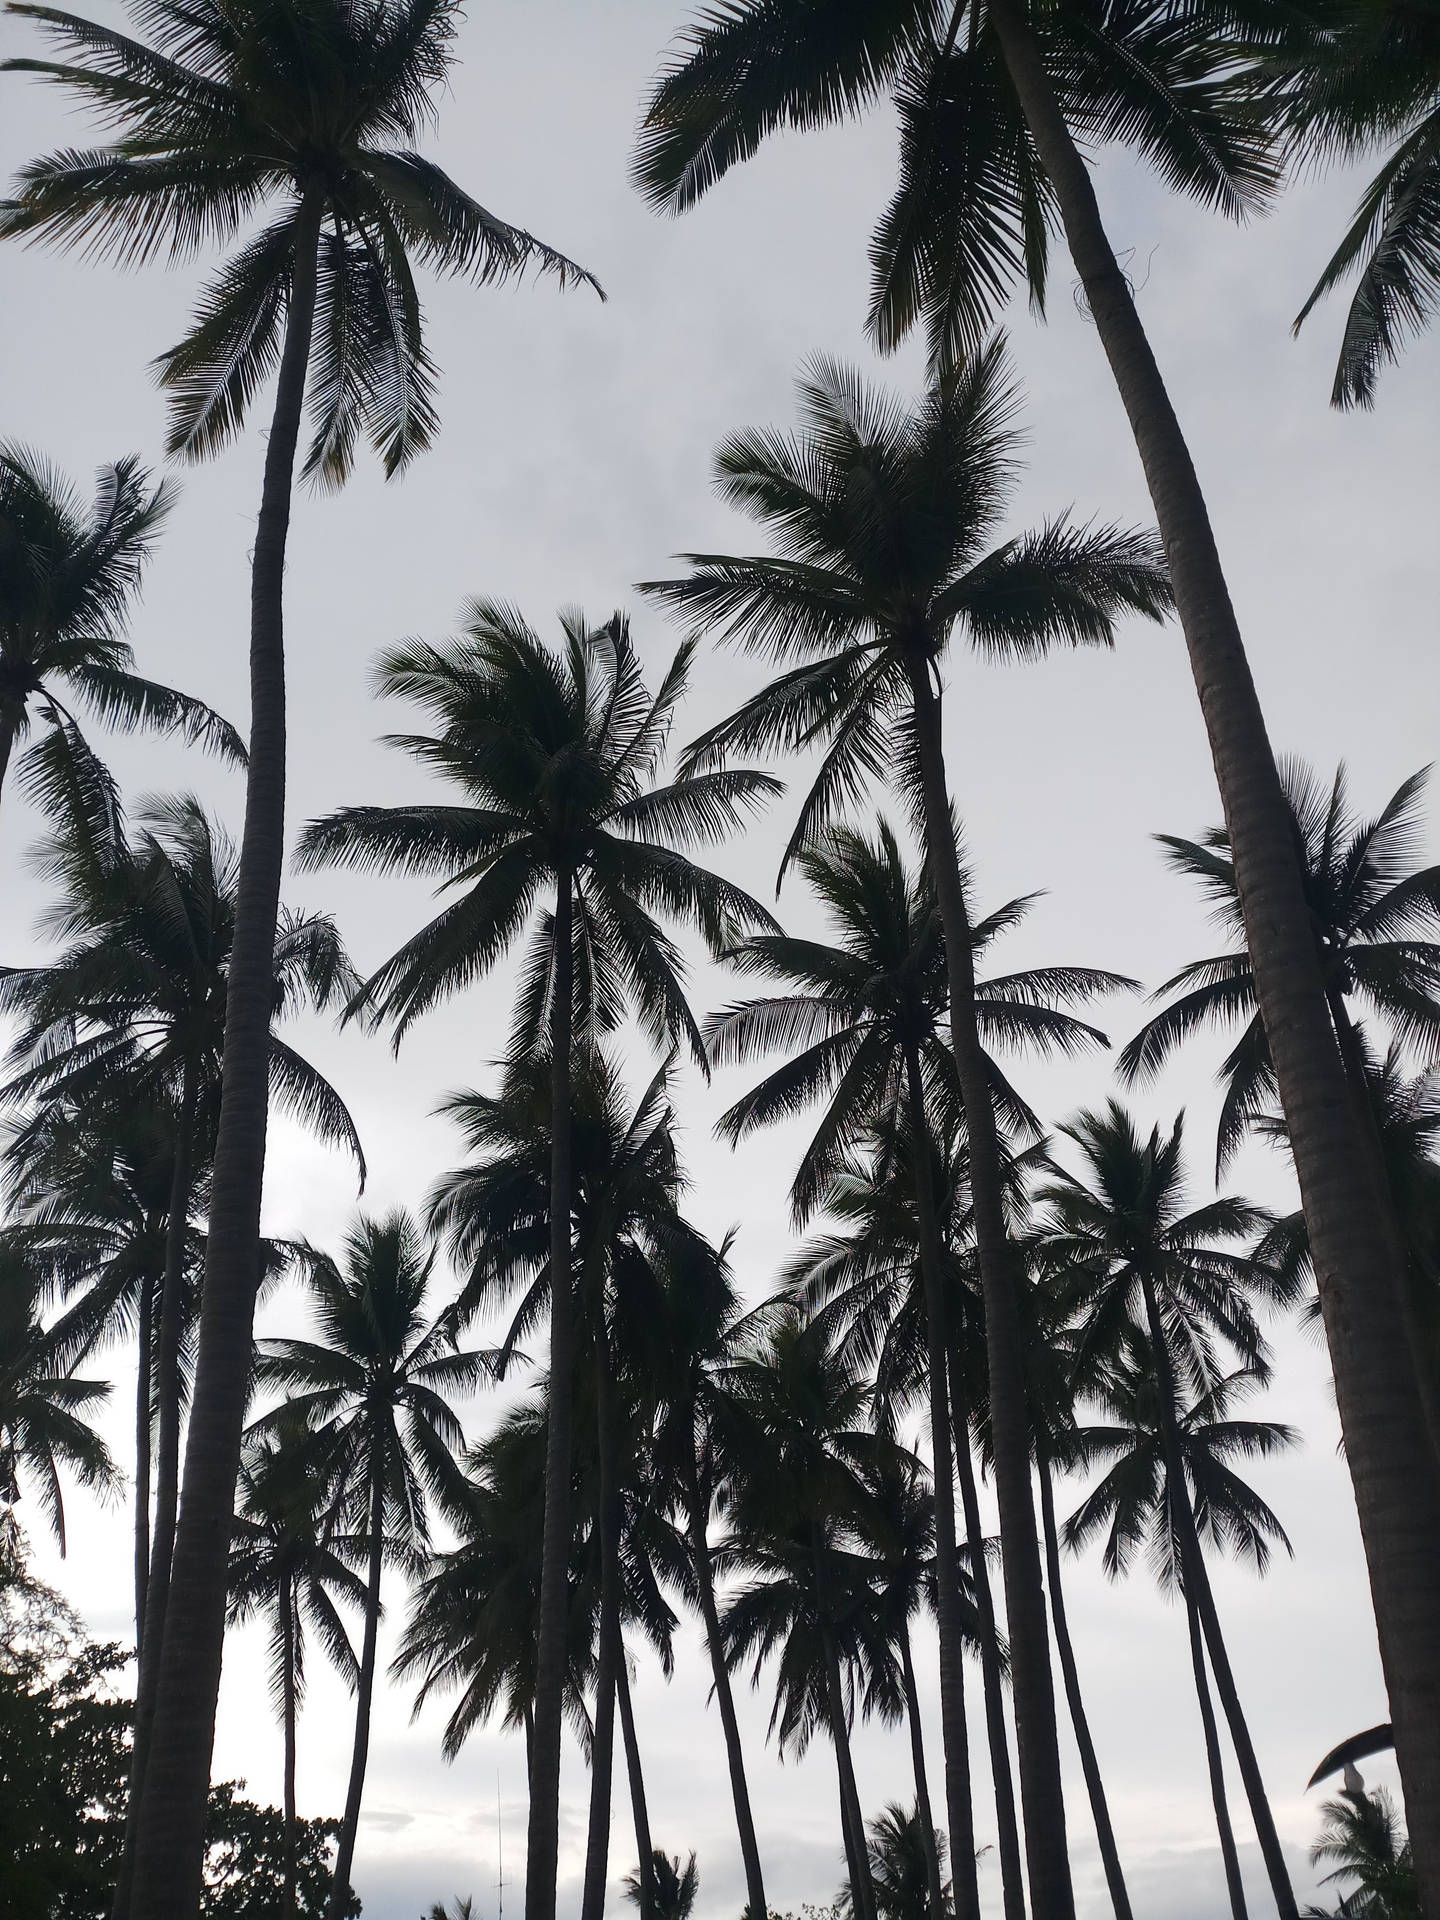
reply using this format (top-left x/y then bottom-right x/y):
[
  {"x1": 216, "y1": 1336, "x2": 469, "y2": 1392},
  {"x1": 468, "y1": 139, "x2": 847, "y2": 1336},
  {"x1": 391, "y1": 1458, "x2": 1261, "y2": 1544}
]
[
  {"x1": 1269, "y1": 0, "x2": 1440, "y2": 407},
  {"x1": 228, "y1": 1434, "x2": 364, "y2": 1920},
  {"x1": 709, "y1": 815, "x2": 1127, "y2": 1920},
  {"x1": 1040, "y1": 1102, "x2": 1299, "y2": 1919},
  {"x1": 0, "y1": 443, "x2": 241, "y2": 814},
  {"x1": 0, "y1": 1241, "x2": 122, "y2": 1555},
  {"x1": 852, "y1": 1803, "x2": 954, "y2": 1920},
  {"x1": 642, "y1": 345, "x2": 1168, "y2": 1916},
  {"x1": 250, "y1": 1211, "x2": 481, "y2": 1920},
  {"x1": 301, "y1": 604, "x2": 776, "y2": 1917},
  {"x1": 1063, "y1": 1345, "x2": 1295, "y2": 1920},
  {"x1": 1307, "y1": 1774, "x2": 1419, "y2": 1919},
  {"x1": 1, "y1": 10, "x2": 598, "y2": 1897},
  {"x1": 633, "y1": 14, "x2": 1440, "y2": 1891}
]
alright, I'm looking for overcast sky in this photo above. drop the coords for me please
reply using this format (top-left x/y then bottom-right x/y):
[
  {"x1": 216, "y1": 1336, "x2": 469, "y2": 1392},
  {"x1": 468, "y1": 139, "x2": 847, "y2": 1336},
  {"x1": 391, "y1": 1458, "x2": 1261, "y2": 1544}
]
[{"x1": 2, "y1": 3, "x2": 1437, "y2": 1917}]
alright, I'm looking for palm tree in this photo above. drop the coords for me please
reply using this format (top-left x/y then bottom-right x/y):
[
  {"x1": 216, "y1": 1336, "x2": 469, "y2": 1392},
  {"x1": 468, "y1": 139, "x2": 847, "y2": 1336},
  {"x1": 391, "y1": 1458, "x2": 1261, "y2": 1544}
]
[
  {"x1": 852, "y1": 1804, "x2": 954, "y2": 1920},
  {"x1": 633, "y1": 14, "x2": 1440, "y2": 1891},
  {"x1": 250, "y1": 1211, "x2": 481, "y2": 1920},
  {"x1": 301, "y1": 604, "x2": 776, "y2": 1916},
  {"x1": 1269, "y1": 0, "x2": 1440, "y2": 407},
  {"x1": 642, "y1": 346, "x2": 1168, "y2": 1915},
  {"x1": 1307, "y1": 1775, "x2": 1420, "y2": 1919},
  {"x1": 708, "y1": 817, "x2": 1128, "y2": 1920},
  {"x1": 624, "y1": 1851, "x2": 699, "y2": 1920},
  {"x1": 228, "y1": 1434, "x2": 364, "y2": 1920},
  {"x1": 1062, "y1": 1345, "x2": 1295, "y2": 1920},
  {"x1": 0, "y1": 443, "x2": 241, "y2": 814},
  {"x1": 0, "y1": 1239, "x2": 121, "y2": 1553},
  {"x1": 2, "y1": 10, "x2": 598, "y2": 1896},
  {"x1": 1040, "y1": 1103, "x2": 1299, "y2": 1920}
]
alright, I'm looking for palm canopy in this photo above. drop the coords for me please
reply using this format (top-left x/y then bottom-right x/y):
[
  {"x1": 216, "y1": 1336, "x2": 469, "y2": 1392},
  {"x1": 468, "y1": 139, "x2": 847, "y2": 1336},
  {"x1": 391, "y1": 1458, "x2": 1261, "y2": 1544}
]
[
  {"x1": 709, "y1": 816, "x2": 1131, "y2": 1220},
  {"x1": 299, "y1": 605, "x2": 781, "y2": 1059},
  {"x1": 0, "y1": 789, "x2": 365, "y2": 1177},
  {"x1": 641, "y1": 347, "x2": 1170, "y2": 877},
  {"x1": 1, "y1": 0, "x2": 601, "y2": 486},
  {"x1": 1119, "y1": 760, "x2": 1440, "y2": 1172},
  {"x1": 1268, "y1": 0, "x2": 1440, "y2": 406},
  {"x1": 634, "y1": 0, "x2": 1273, "y2": 369},
  {"x1": 0, "y1": 1240, "x2": 121, "y2": 1554},
  {"x1": 0, "y1": 444, "x2": 241, "y2": 791},
  {"x1": 854, "y1": 1802, "x2": 954, "y2": 1920},
  {"x1": 1307, "y1": 1778, "x2": 1420, "y2": 1919},
  {"x1": 625, "y1": 1850, "x2": 700, "y2": 1920}
]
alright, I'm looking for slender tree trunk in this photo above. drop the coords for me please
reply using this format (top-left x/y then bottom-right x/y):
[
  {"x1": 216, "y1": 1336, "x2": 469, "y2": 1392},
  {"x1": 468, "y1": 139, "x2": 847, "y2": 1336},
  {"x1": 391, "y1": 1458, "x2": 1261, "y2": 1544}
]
[
  {"x1": 1185, "y1": 1575, "x2": 1249, "y2": 1920},
  {"x1": 525, "y1": 1704, "x2": 535, "y2": 1794},
  {"x1": 946, "y1": 1340, "x2": 1026, "y2": 1920},
  {"x1": 127, "y1": 187, "x2": 326, "y2": 1920},
  {"x1": 581, "y1": 1313, "x2": 621, "y2": 1920},
  {"x1": 0, "y1": 707, "x2": 16, "y2": 807},
  {"x1": 1037, "y1": 1458, "x2": 1132, "y2": 1920},
  {"x1": 1139, "y1": 1281, "x2": 1296, "y2": 1920},
  {"x1": 114, "y1": 1064, "x2": 199, "y2": 1918},
  {"x1": 984, "y1": 9, "x2": 1440, "y2": 1897},
  {"x1": 326, "y1": 1455, "x2": 386, "y2": 1919},
  {"x1": 900, "y1": 1624, "x2": 946, "y2": 1920},
  {"x1": 528, "y1": 873, "x2": 576, "y2": 1920},
  {"x1": 683, "y1": 1442, "x2": 768, "y2": 1919},
  {"x1": 820, "y1": 1613, "x2": 876, "y2": 1920},
  {"x1": 134, "y1": 1276, "x2": 152, "y2": 1651},
  {"x1": 902, "y1": 1043, "x2": 981, "y2": 1920},
  {"x1": 616, "y1": 1656, "x2": 654, "y2": 1920},
  {"x1": 281, "y1": 1572, "x2": 298, "y2": 1920},
  {"x1": 907, "y1": 655, "x2": 1071, "y2": 1919}
]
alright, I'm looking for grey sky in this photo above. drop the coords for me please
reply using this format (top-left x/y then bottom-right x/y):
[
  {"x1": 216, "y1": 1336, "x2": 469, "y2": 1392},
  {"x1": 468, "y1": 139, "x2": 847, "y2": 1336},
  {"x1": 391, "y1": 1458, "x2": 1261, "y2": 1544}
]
[{"x1": 1, "y1": 2, "x2": 1435, "y2": 1916}]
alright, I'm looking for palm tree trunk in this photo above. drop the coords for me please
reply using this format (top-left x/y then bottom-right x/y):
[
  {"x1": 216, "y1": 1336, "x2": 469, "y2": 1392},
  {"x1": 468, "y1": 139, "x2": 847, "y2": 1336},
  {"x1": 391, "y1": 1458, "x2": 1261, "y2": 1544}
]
[
  {"x1": 821, "y1": 1615, "x2": 877, "y2": 1920},
  {"x1": 983, "y1": 10, "x2": 1440, "y2": 1897},
  {"x1": 528, "y1": 871, "x2": 576, "y2": 1920},
  {"x1": 0, "y1": 706, "x2": 18, "y2": 813},
  {"x1": 683, "y1": 1441, "x2": 768, "y2": 1919},
  {"x1": 902, "y1": 1042, "x2": 981, "y2": 1920},
  {"x1": 581, "y1": 1312, "x2": 621, "y2": 1920},
  {"x1": 1037, "y1": 1456, "x2": 1133, "y2": 1920},
  {"x1": 134, "y1": 1276, "x2": 152, "y2": 1650},
  {"x1": 127, "y1": 185, "x2": 327, "y2": 1920},
  {"x1": 616, "y1": 1656, "x2": 654, "y2": 1920},
  {"x1": 281, "y1": 1571, "x2": 298, "y2": 1920},
  {"x1": 899, "y1": 1622, "x2": 946, "y2": 1920},
  {"x1": 906, "y1": 654, "x2": 1073, "y2": 1920},
  {"x1": 326, "y1": 1456, "x2": 386, "y2": 1919},
  {"x1": 114, "y1": 1063, "x2": 199, "y2": 1918},
  {"x1": 1185, "y1": 1574, "x2": 1249, "y2": 1920},
  {"x1": 945, "y1": 1339, "x2": 1026, "y2": 1920},
  {"x1": 1139, "y1": 1280, "x2": 1297, "y2": 1920}
]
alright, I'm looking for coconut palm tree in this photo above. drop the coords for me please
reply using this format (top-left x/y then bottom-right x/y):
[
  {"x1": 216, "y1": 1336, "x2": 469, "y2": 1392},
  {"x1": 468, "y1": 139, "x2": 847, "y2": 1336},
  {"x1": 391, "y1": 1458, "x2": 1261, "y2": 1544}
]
[
  {"x1": 1307, "y1": 1774, "x2": 1419, "y2": 1919},
  {"x1": 1269, "y1": 0, "x2": 1440, "y2": 407},
  {"x1": 0, "y1": 1240, "x2": 121, "y2": 1553},
  {"x1": 642, "y1": 346, "x2": 1168, "y2": 1913},
  {"x1": 707, "y1": 815, "x2": 1128, "y2": 1920},
  {"x1": 249, "y1": 1211, "x2": 481, "y2": 1920},
  {"x1": 301, "y1": 604, "x2": 776, "y2": 1913},
  {"x1": 624, "y1": 1851, "x2": 699, "y2": 1920},
  {"x1": 633, "y1": 13, "x2": 1440, "y2": 1892},
  {"x1": 1040, "y1": 1102, "x2": 1299, "y2": 1919},
  {"x1": 2, "y1": 10, "x2": 599, "y2": 1896},
  {"x1": 228, "y1": 1434, "x2": 364, "y2": 1920},
  {"x1": 851, "y1": 1803, "x2": 954, "y2": 1920},
  {"x1": 0, "y1": 443, "x2": 241, "y2": 815}
]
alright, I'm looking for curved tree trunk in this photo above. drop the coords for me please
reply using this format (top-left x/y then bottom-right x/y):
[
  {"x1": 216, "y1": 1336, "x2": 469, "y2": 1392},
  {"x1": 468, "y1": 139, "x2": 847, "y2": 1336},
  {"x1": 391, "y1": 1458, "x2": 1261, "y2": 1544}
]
[
  {"x1": 326, "y1": 1455, "x2": 386, "y2": 1919},
  {"x1": 900, "y1": 1623, "x2": 946, "y2": 1920},
  {"x1": 114, "y1": 1063, "x2": 199, "y2": 1918},
  {"x1": 527, "y1": 872, "x2": 576, "y2": 1920},
  {"x1": 902, "y1": 1041, "x2": 982, "y2": 1920},
  {"x1": 1139, "y1": 1281, "x2": 1296, "y2": 1920},
  {"x1": 127, "y1": 186, "x2": 326, "y2": 1920},
  {"x1": 134, "y1": 1276, "x2": 152, "y2": 1650},
  {"x1": 907, "y1": 655, "x2": 1073, "y2": 1920},
  {"x1": 946, "y1": 1340, "x2": 1026, "y2": 1920},
  {"x1": 1038, "y1": 1457, "x2": 1132, "y2": 1920},
  {"x1": 820, "y1": 1609, "x2": 877, "y2": 1920},
  {"x1": 683, "y1": 1441, "x2": 768, "y2": 1919},
  {"x1": 984, "y1": 9, "x2": 1440, "y2": 1899},
  {"x1": 281, "y1": 1571, "x2": 298, "y2": 1920},
  {"x1": 581, "y1": 1313, "x2": 621, "y2": 1920},
  {"x1": 1185, "y1": 1573, "x2": 1249, "y2": 1920},
  {"x1": 616, "y1": 1655, "x2": 654, "y2": 1920}
]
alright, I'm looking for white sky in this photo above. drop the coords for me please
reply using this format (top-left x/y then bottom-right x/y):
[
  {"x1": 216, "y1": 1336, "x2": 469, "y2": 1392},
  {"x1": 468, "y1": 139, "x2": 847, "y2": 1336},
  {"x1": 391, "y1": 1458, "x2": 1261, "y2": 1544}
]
[{"x1": 2, "y1": 2, "x2": 1436, "y2": 1917}]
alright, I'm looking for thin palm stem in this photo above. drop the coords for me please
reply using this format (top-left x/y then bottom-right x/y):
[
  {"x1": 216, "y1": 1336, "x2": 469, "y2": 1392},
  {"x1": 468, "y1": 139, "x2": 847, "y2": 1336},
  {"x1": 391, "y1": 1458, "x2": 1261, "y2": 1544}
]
[
  {"x1": 1186, "y1": 1572, "x2": 1249, "y2": 1920},
  {"x1": 581, "y1": 1315, "x2": 622, "y2": 1920},
  {"x1": 900, "y1": 1624, "x2": 946, "y2": 1920},
  {"x1": 616, "y1": 1654, "x2": 655, "y2": 1920},
  {"x1": 327, "y1": 1454, "x2": 386, "y2": 1918}
]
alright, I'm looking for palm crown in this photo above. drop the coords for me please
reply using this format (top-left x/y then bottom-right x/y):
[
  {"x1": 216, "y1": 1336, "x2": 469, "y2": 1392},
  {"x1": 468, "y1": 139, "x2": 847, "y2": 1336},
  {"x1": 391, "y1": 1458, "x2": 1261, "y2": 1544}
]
[{"x1": 1, "y1": 0, "x2": 600, "y2": 485}]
